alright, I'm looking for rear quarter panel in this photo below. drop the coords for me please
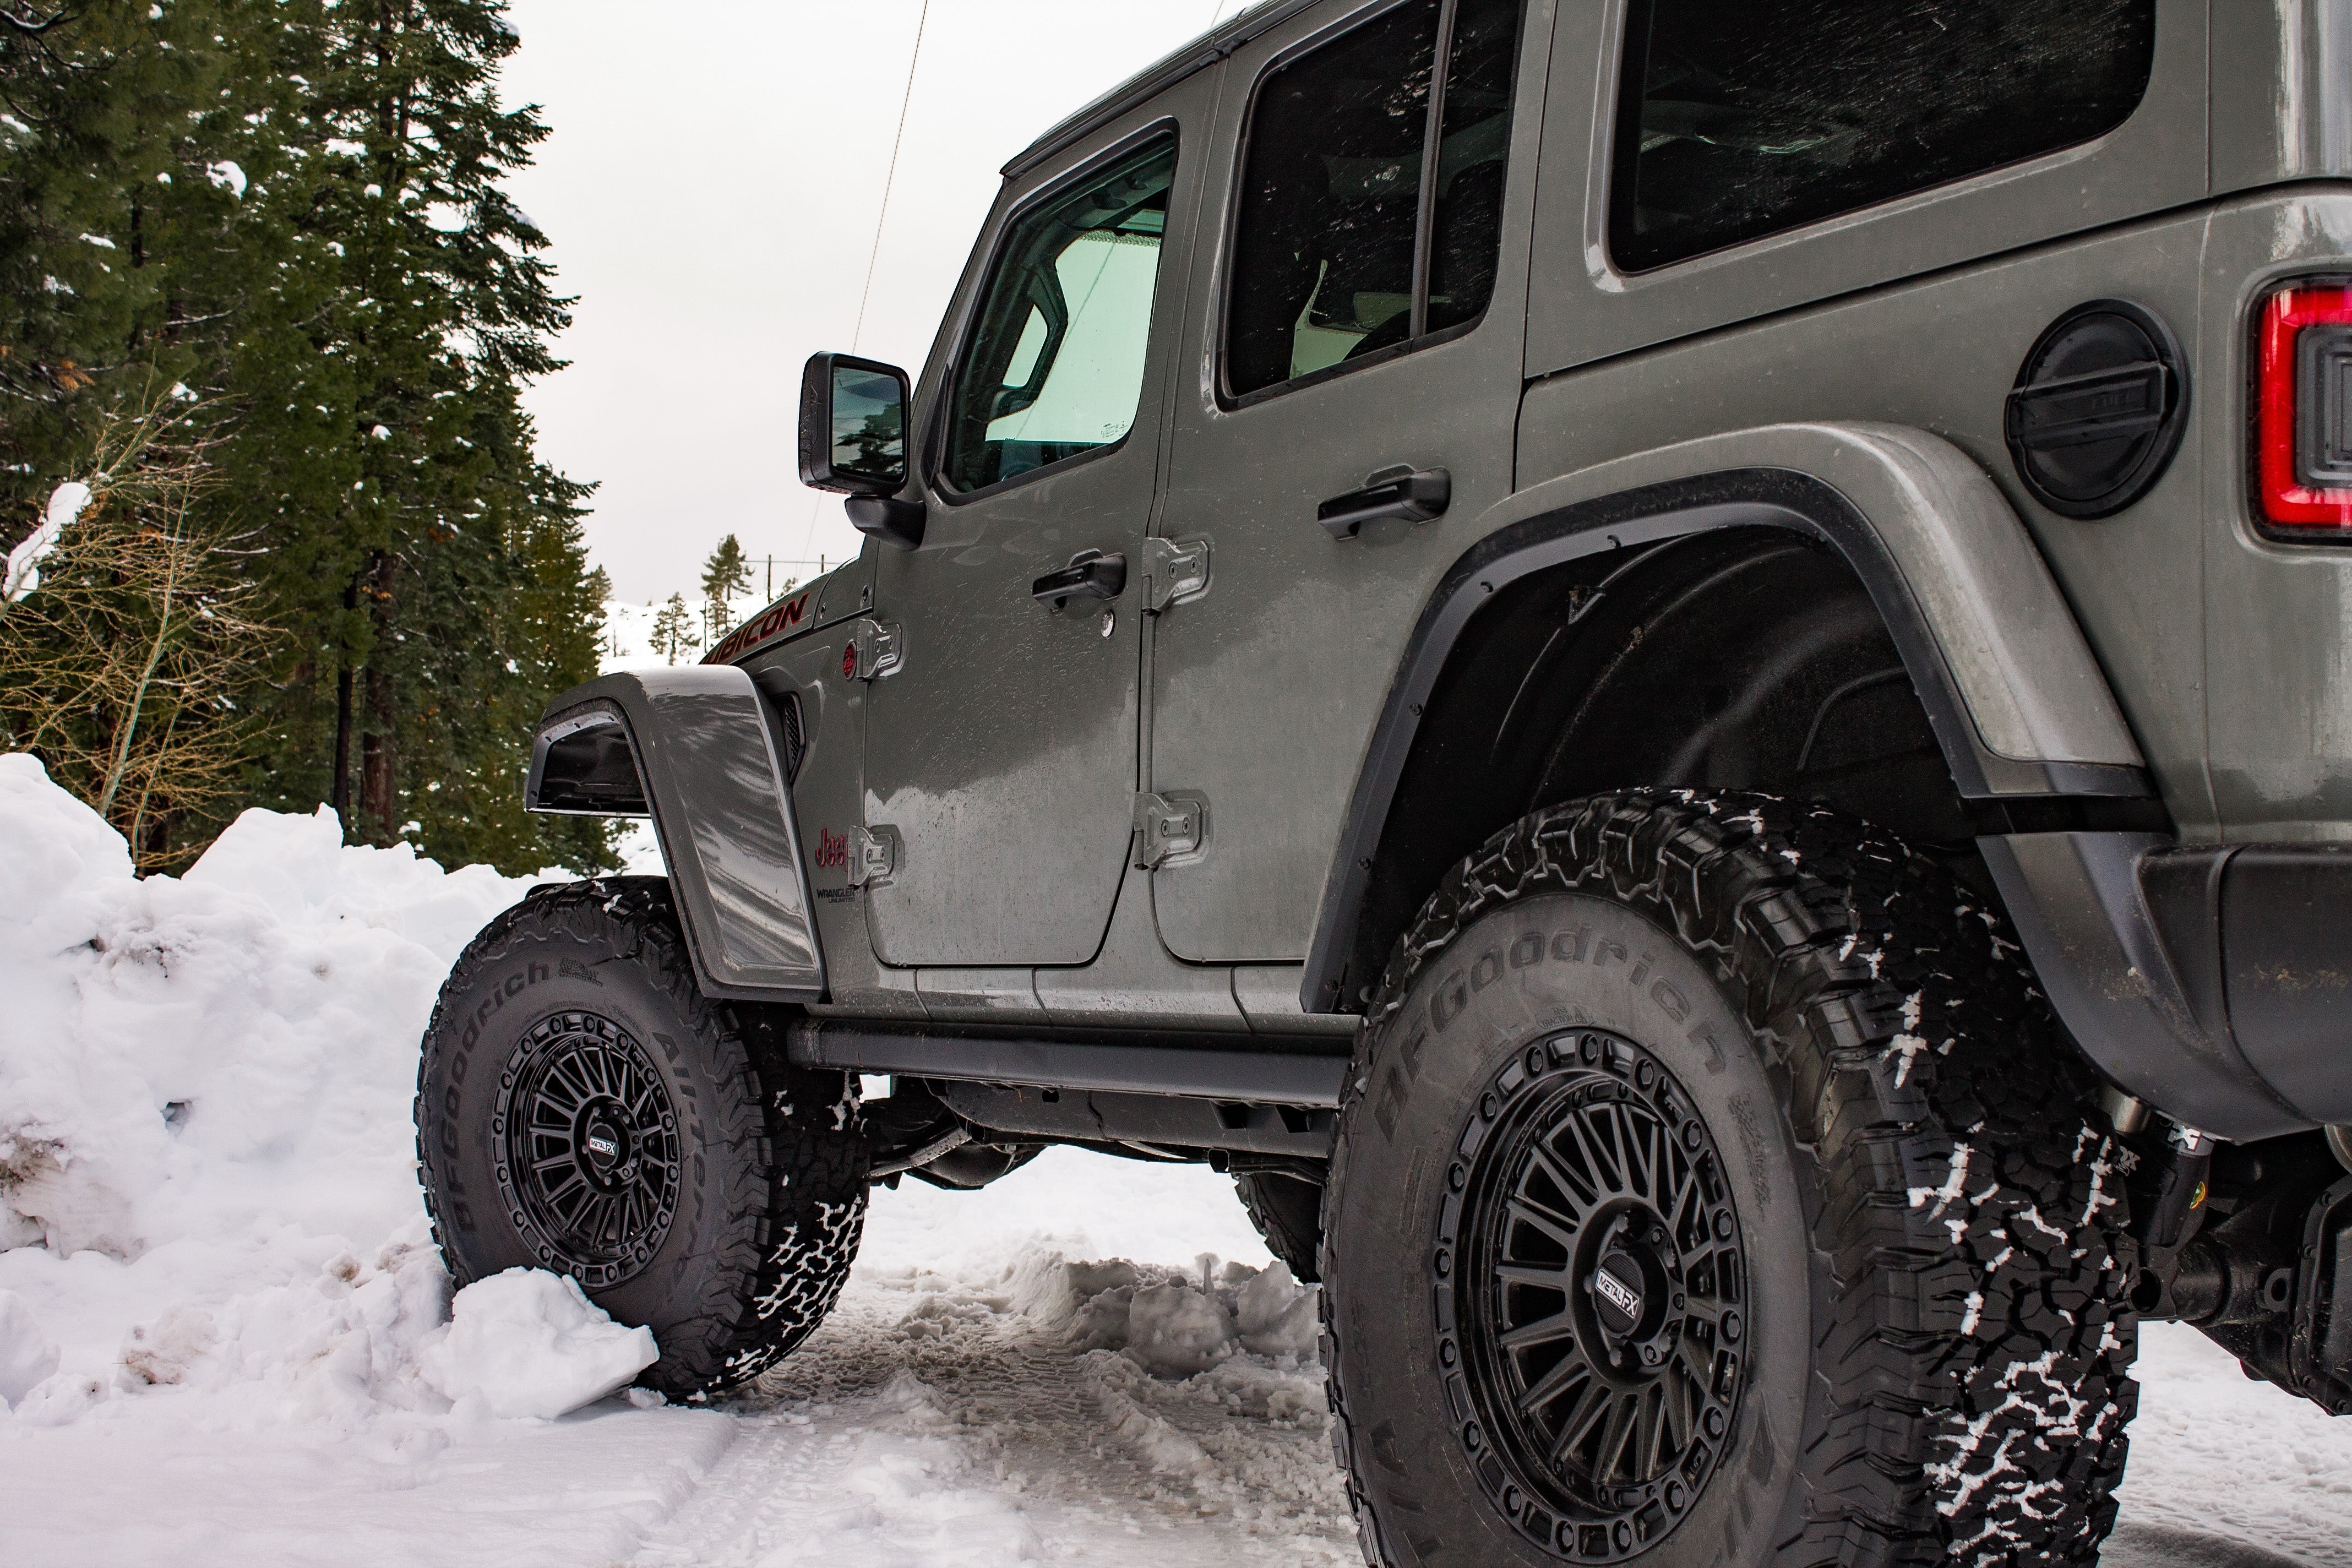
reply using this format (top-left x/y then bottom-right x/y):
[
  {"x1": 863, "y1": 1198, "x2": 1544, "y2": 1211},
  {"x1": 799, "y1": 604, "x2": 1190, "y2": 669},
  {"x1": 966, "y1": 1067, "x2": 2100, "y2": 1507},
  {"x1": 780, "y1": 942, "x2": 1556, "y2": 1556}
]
[{"x1": 1516, "y1": 211, "x2": 2219, "y2": 836}]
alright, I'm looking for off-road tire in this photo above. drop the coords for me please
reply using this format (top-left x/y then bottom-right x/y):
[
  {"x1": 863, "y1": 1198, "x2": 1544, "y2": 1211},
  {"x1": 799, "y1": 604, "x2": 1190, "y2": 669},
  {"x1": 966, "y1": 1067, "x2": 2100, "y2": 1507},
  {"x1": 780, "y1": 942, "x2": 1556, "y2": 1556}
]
[
  {"x1": 416, "y1": 878, "x2": 868, "y2": 1399},
  {"x1": 1237, "y1": 1172, "x2": 1325, "y2": 1283},
  {"x1": 1324, "y1": 792, "x2": 2138, "y2": 1568}
]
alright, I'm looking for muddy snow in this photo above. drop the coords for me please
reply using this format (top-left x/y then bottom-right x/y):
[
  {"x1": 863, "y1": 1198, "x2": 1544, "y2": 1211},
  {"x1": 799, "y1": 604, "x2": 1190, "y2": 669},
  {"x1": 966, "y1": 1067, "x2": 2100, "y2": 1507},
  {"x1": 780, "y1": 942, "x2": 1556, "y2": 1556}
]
[{"x1": 1, "y1": 754, "x2": 2348, "y2": 1566}]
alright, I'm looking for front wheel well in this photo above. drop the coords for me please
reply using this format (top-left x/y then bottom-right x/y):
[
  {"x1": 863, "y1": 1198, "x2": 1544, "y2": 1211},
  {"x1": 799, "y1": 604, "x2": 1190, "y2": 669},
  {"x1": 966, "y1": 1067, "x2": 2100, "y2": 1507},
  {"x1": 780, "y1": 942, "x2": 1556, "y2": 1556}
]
[{"x1": 1338, "y1": 527, "x2": 1972, "y2": 1005}]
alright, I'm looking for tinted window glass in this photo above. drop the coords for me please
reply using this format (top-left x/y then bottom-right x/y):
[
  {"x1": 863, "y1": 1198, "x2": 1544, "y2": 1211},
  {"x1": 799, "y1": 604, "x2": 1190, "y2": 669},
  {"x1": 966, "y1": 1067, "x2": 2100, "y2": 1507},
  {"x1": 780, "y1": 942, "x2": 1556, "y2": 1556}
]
[
  {"x1": 1427, "y1": 0, "x2": 1519, "y2": 335},
  {"x1": 943, "y1": 141, "x2": 1174, "y2": 493},
  {"x1": 1609, "y1": 0, "x2": 2157, "y2": 273},
  {"x1": 1227, "y1": 0, "x2": 1439, "y2": 398},
  {"x1": 1224, "y1": 0, "x2": 1522, "y2": 400}
]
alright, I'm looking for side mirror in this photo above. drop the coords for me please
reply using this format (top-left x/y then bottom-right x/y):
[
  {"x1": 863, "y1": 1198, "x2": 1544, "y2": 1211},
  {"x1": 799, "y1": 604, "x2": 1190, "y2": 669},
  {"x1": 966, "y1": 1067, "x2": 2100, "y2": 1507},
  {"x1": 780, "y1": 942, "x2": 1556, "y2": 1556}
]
[{"x1": 798, "y1": 352, "x2": 924, "y2": 548}]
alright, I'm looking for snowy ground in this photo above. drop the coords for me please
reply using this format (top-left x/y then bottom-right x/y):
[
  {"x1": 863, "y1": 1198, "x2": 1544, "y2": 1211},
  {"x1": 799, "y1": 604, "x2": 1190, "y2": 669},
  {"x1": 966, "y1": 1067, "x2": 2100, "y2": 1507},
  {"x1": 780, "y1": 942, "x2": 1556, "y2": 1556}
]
[{"x1": 1, "y1": 756, "x2": 2349, "y2": 1567}]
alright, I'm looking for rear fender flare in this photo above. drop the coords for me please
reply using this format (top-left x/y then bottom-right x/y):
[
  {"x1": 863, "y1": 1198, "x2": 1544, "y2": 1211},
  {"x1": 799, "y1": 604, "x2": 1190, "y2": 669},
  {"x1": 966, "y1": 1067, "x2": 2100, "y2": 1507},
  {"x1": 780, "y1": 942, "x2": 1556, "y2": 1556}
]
[
  {"x1": 527, "y1": 667, "x2": 824, "y2": 1000},
  {"x1": 1300, "y1": 422, "x2": 2270, "y2": 1118}
]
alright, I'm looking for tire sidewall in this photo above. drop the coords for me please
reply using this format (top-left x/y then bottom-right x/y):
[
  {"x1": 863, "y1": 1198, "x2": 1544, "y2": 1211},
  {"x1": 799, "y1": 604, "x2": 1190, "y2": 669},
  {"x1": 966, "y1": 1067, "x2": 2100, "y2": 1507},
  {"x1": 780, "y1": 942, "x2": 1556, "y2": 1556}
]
[
  {"x1": 420, "y1": 914, "x2": 733, "y2": 1337},
  {"x1": 1331, "y1": 891, "x2": 1812, "y2": 1567}
]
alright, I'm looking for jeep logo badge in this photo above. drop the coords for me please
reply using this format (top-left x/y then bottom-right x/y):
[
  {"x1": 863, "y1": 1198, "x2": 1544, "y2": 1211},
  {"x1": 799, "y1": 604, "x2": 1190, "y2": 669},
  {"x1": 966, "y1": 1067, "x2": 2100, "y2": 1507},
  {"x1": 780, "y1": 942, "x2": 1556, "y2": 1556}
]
[{"x1": 1592, "y1": 1266, "x2": 1642, "y2": 1322}]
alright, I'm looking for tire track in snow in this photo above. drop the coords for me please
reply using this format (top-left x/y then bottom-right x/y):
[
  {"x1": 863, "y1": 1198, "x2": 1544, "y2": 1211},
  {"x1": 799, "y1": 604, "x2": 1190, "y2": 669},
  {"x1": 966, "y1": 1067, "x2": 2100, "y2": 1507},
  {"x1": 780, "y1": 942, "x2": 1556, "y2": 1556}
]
[
  {"x1": 630, "y1": 1254, "x2": 1355, "y2": 1567},
  {"x1": 624, "y1": 1156, "x2": 2352, "y2": 1568}
]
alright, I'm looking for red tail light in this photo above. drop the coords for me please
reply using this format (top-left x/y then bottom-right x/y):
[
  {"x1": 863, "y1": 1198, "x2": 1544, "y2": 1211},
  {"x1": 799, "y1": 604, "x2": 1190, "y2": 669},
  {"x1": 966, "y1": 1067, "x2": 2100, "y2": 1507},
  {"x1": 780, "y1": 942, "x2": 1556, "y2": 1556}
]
[{"x1": 2258, "y1": 284, "x2": 2352, "y2": 529}]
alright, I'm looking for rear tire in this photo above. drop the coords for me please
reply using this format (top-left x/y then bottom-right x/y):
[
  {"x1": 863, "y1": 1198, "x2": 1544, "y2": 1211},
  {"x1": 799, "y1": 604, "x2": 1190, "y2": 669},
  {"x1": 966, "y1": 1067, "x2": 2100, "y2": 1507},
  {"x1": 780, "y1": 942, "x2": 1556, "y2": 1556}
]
[
  {"x1": 1237, "y1": 1171, "x2": 1324, "y2": 1283},
  {"x1": 1324, "y1": 793, "x2": 2137, "y2": 1567},
  {"x1": 416, "y1": 878, "x2": 868, "y2": 1398}
]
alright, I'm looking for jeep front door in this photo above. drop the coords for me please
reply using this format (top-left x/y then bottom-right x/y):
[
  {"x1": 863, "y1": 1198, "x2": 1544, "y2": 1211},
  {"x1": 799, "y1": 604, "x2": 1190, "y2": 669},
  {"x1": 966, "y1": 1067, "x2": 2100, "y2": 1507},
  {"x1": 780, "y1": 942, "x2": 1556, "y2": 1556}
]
[
  {"x1": 1145, "y1": 0, "x2": 1538, "y2": 971},
  {"x1": 862, "y1": 92, "x2": 1209, "y2": 967}
]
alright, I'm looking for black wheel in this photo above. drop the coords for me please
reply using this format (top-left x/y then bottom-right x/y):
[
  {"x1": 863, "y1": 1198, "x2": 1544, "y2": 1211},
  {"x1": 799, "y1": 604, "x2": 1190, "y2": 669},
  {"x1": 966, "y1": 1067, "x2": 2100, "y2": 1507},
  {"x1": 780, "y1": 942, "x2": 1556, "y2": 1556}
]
[
  {"x1": 1237, "y1": 1170, "x2": 1324, "y2": 1283},
  {"x1": 1324, "y1": 793, "x2": 2137, "y2": 1568},
  {"x1": 416, "y1": 878, "x2": 868, "y2": 1398}
]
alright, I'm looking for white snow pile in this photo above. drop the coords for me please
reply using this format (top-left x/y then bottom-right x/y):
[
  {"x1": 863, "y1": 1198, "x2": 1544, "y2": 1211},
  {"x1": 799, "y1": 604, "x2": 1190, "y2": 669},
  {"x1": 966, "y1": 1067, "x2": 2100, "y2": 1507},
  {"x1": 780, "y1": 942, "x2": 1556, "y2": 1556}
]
[
  {"x1": 0, "y1": 753, "x2": 649, "y2": 1433},
  {"x1": 1025, "y1": 1253, "x2": 1320, "y2": 1376},
  {"x1": 421, "y1": 1268, "x2": 658, "y2": 1419},
  {"x1": 0, "y1": 1289, "x2": 58, "y2": 1403}
]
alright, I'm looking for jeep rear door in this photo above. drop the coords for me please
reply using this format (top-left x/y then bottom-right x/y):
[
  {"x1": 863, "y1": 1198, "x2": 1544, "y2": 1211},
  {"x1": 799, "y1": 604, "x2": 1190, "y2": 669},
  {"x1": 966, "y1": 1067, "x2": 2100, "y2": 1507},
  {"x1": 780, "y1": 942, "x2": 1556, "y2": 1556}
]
[
  {"x1": 858, "y1": 77, "x2": 1218, "y2": 968},
  {"x1": 1144, "y1": 0, "x2": 1547, "y2": 967}
]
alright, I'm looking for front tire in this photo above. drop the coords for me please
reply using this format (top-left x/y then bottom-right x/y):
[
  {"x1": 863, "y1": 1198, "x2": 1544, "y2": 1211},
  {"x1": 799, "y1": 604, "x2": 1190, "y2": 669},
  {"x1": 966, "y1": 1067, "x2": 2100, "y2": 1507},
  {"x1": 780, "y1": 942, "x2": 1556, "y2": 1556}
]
[
  {"x1": 1324, "y1": 793, "x2": 2137, "y2": 1567},
  {"x1": 416, "y1": 878, "x2": 868, "y2": 1398}
]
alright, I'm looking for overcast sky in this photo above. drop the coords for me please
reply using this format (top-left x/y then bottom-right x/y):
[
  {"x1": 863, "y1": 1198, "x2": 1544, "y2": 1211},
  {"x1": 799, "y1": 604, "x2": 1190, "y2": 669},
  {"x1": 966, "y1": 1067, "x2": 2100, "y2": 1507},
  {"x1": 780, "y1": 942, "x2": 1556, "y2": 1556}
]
[{"x1": 499, "y1": 1, "x2": 1231, "y2": 606}]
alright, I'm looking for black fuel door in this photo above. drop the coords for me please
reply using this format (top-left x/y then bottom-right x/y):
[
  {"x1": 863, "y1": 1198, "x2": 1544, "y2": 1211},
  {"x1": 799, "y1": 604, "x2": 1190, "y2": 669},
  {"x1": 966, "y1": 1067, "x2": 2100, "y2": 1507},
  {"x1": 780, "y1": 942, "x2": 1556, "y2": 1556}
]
[{"x1": 2003, "y1": 298, "x2": 2189, "y2": 520}]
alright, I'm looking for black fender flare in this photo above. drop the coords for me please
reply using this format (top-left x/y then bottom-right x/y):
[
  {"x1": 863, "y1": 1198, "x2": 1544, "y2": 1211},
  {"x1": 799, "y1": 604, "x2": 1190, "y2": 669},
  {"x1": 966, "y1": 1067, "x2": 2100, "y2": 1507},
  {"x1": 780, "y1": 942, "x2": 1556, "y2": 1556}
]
[
  {"x1": 526, "y1": 667, "x2": 825, "y2": 1000},
  {"x1": 1302, "y1": 423, "x2": 2306, "y2": 1140}
]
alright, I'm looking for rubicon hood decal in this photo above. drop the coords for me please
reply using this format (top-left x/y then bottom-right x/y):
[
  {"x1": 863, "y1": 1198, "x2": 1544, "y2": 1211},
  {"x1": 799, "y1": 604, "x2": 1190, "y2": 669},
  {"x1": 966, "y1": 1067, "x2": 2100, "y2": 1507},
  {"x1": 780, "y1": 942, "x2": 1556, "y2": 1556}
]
[{"x1": 704, "y1": 586, "x2": 815, "y2": 666}]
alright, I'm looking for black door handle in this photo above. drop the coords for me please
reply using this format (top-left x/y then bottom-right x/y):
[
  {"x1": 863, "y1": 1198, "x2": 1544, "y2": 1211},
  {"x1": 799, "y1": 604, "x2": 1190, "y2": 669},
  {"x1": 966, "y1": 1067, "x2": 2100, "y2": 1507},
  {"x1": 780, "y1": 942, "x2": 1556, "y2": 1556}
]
[
  {"x1": 1032, "y1": 548, "x2": 1127, "y2": 610},
  {"x1": 1317, "y1": 465, "x2": 1450, "y2": 539}
]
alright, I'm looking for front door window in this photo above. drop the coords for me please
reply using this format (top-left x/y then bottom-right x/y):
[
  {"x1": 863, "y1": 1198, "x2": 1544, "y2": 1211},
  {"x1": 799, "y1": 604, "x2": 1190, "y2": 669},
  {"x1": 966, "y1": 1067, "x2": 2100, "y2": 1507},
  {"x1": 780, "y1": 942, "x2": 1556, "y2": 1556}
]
[{"x1": 941, "y1": 140, "x2": 1177, "y2": 493}]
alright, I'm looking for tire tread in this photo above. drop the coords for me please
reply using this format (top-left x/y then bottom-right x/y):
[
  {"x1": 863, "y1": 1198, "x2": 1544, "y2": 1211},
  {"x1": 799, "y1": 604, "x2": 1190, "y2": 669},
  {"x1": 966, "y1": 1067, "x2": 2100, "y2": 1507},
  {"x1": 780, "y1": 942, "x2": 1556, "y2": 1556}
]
[{"x1": 1322, "y1": 793, "x2": 2137, "y2": 1568}]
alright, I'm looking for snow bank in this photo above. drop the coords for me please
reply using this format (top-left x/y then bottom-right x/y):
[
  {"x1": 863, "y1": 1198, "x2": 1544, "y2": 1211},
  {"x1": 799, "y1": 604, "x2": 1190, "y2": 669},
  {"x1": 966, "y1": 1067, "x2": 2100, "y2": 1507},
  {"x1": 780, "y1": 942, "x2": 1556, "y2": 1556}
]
[
  {"x1": 0, "y1": 753, "x2": 542, "y2": 1264},
  {"x1": 0, "y1": 754, "x2": 660, "y2": 1433},
  {"x1": 421, "y1": 1268, "x2": 658, "y2": 1418},
  {"x1": 0, "y1": 1290, "x2": 58, "y2": 1406},
  {"x1": 1014, "y1": 1246, "x2": 1321, "y2": 1377}
]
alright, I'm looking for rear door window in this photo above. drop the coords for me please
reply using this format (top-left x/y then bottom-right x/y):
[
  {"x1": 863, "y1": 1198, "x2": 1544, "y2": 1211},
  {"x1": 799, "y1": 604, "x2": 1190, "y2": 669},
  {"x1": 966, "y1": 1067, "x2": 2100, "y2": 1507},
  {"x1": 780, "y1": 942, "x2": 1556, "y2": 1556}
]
[
  {"x1": 1223, "y1": 0, "x2": 1523, "y2": 401},
  {"x1": 1609, "y1": 0, "x2": 2158, "y2": 273}
]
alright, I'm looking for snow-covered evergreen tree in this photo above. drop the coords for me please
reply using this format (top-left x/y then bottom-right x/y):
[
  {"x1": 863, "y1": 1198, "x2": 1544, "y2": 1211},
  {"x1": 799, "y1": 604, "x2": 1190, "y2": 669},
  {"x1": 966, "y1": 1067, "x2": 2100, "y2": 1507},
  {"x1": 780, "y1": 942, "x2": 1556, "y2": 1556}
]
[{"x1": 0, "y1": 1, "x2": 614, "y2": 874}]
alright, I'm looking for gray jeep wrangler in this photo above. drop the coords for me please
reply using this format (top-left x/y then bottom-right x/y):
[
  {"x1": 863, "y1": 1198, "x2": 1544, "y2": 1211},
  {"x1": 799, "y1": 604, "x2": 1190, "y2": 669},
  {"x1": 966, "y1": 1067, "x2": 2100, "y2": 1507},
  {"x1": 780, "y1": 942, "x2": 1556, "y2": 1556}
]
[{"x1": 416, "y1": 2, "x2": 2352, "y2": 1563}]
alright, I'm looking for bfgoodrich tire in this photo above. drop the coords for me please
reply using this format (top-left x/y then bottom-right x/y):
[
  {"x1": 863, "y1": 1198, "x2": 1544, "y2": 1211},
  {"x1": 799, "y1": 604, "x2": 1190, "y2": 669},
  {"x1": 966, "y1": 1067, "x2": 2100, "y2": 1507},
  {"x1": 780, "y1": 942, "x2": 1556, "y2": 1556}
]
[
  {"x1": 1237, "y1": 1170, "x2": 1325, "y2": 1283},
  {"x1": 1324, "y1": 793, "x2": 2137, "y2": 1568},
  {"x1": 416, "y1": 878, "x2": 867, "y2": 1398}
]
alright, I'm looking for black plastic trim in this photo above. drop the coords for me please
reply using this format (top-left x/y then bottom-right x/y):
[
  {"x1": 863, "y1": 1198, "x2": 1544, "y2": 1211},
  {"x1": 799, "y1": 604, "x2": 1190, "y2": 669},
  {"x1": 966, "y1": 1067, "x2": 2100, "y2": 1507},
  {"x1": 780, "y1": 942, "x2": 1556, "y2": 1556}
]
[
  {"x1": 2003, "y1": 298, "x2": 2190, "y2": 521},
  {"x1": 1981, "y1": 833, "x2": 2304, "y2": 1143},
  {"x1": 785, "y1": 1020, "x2": 1348, "y2": 1107},
  {"x1": 527, "y1": 671, "x2": 826, "y2": 1003},
  {"x1": 527, "y1": 708, "x2": 649, "y2": 816},
  {"x1": 938, "y1": 1082, "x2": 1335, "y2": 1156},
  {"x1": 1300, "y1": 467, "x2": 2163, "y2": 1013}
]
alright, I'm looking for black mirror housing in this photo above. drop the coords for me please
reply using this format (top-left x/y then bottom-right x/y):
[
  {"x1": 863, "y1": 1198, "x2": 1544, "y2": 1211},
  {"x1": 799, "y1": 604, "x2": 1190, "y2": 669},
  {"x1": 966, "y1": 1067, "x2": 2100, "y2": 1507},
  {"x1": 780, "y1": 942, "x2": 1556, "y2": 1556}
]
[
  {"x1": 798, "y1": 352, "x2": 912, "y2": 495},
  {"x1": 845, "y1": 494, "x2": 927, "y2": 550}
]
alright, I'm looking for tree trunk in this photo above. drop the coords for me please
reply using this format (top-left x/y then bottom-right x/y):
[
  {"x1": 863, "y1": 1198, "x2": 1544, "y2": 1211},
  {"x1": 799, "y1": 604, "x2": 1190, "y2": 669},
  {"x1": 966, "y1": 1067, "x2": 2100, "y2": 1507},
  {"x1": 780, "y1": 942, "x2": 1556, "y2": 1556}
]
[
  {"x1": 359, "y1": 689, "x2": 394, "y2": 843},
  {"x1": 332, "y1": 577, "x2": 357, "y2": 820},
  {"x1": 359, "y1": 552, "x2": 399, "y2": 844}
]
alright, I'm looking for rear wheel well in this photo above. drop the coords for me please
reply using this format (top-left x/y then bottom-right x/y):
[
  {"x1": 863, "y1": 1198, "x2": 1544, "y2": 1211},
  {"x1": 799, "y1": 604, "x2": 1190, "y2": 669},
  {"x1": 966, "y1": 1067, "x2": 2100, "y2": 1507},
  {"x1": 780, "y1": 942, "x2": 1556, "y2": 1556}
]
[{"x1": 1340, "y1": 527, "x2": 1973, "y2": 1004}]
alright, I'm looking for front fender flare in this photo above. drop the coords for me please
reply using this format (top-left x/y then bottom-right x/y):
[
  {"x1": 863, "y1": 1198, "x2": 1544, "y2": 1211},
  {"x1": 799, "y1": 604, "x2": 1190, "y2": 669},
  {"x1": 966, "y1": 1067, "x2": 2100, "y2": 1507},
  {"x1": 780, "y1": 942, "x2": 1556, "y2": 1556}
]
[{"x1": 526, "y1": 667, "x2": 824, "y2": 1000}]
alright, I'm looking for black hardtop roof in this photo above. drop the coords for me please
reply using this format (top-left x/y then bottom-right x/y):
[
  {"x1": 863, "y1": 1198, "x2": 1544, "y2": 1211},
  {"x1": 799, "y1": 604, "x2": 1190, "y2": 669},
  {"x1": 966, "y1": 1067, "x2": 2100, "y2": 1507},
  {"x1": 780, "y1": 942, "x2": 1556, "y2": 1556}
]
[{"x1": 1001, "y1": 0, "x2": 1316, "y2": 179}]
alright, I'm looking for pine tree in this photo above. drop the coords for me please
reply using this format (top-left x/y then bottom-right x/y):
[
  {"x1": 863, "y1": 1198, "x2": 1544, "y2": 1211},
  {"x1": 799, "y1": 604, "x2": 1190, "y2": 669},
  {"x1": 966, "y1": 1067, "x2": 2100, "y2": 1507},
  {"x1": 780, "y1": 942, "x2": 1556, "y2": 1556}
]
[
  {"x1": 700, "y1": 532, "x2": 749, "y2": 638},
  {"x1": 651, "y1": 592, "x2": 696, "y2": 665},
  {"x1": 0, "y1": 2, "x2": 617, "y2": 875},
  {"x1": 700, "y1": 533, "x2": 750, "y2": 605},
  {"x1": 1, "y1": 0, "x2": 355, "y2": 864}
]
